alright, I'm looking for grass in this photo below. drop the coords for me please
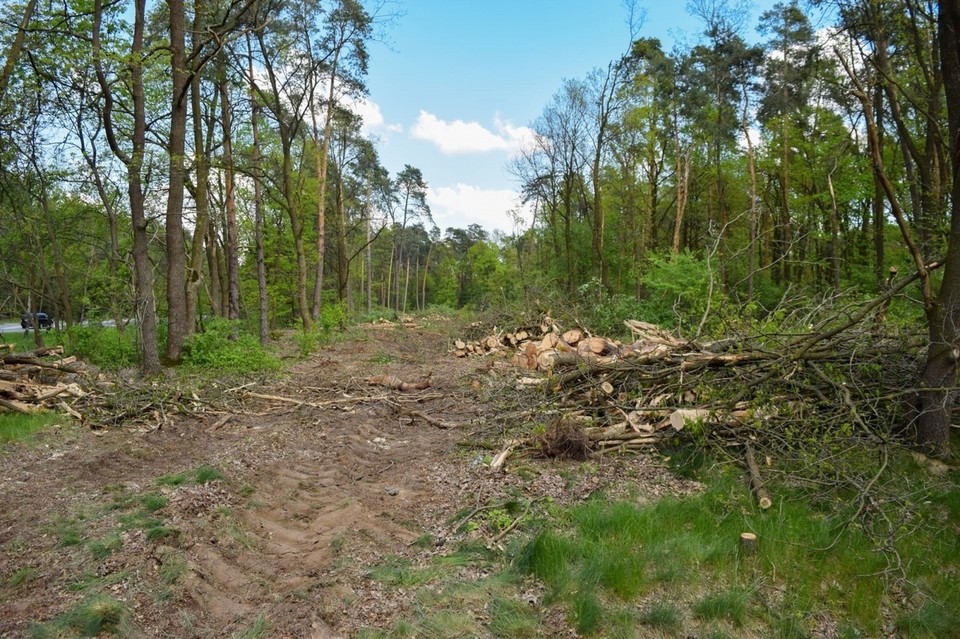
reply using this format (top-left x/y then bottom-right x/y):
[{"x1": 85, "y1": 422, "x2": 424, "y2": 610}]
[
  {"x1": 155, "y1": 463, "x2": 224, "y2": 487},
  {"x1": 639, "y1": 601, "x2": 683, "y2": 632},
  {"x1": 5, "y1": 566, "x2": 38, "y2": 588},
  {"x1": 694, "y1": 589, "x2": 750, "y2": 626},
  {"x1": 353, "y1": 444, "x2": 958, "y2": 638},
  {"x1": 0, "y1": 412, "x2": 62, "y2": 444},
  {"x1": 233, "y1": 615, "x2": 270, "y2": 639},
  {"x1": 29, "y1": 595, "x2": 132, "y2": 638}
]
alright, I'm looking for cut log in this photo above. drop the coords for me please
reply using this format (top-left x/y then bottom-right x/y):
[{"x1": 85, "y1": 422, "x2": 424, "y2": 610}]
[
  {"x1": 536, "y1": 349, "x2": 560, "y2": 371},
  {"x1": 0, "y1": 397, "x2": 43, "y2": 413},
  {"x1": 367, "y1": 374, "x2": 431, "y2": 392},
  {"x1": 623, "y1": 320, "x2": 686, "y2": 347},
  {"x1": 538, "y1": 333, "x2": 560, "y2": 351},
  {"x1": 739, "y1": 532, "x2": 758, "y2": 555},
  {"x1": 745, "y1": 443, "x2": 773, "y2": 510},
  {"x1": 561, "y1": 328, "x2": 584, "y2": 345},
  {"x1": 455, "y1": 339, "x2": 466, "y2": 350},
  {"x1": 584, "y1": 337, "x2": 613, "y2": 355},
  {"x1": 490, "y1": 439, "x2": 522, "y2": 471}
]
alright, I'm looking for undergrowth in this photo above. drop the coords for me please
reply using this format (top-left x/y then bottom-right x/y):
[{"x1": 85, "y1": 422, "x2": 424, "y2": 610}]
[
  {"x1": 358, "y1": 446, "x2": 959, "y2": 638},
  {"x1": 181, "y1": 318, "x2": 280, "y2": 372},
  {"x1": 0, "y1": 412, "x2": 62, "y2": 444}
]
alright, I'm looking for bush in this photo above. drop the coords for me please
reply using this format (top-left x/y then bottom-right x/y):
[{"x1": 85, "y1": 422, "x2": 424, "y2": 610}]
[
  {"x1": 67, "y1": 325, "x2": 139, "y2": 369},
  {"x1": 181, "y1": 318, "x2": 280, "y2": 372}
]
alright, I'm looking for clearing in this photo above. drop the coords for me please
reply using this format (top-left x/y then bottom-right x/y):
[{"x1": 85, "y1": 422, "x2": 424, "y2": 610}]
[{"x1": 0, "y1": 318, "x2": 694, "y2": 638}]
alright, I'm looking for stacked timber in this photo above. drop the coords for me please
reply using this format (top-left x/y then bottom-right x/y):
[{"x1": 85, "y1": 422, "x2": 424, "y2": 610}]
[{"x1": 0, "y1": 345, "x2": 86, "y2": 416}]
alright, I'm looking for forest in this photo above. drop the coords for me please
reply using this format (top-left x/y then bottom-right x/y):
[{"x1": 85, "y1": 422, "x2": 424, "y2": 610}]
[{"x1": 0, "y1": 0, "x2": 958, "y2": 458}]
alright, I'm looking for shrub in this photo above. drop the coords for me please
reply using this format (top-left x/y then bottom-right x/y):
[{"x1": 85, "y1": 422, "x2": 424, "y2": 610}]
[
  {"x1": 67, "y1": 325, "x2": 139, "y2": 369},
  {"x1": 181, "y1": 318, "x2": 280, "y2": 372}
]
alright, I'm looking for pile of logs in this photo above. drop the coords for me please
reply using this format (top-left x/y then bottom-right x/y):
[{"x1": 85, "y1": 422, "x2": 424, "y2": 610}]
[
  {"x1": 455, "y1": 319, "x2": 691, "y2": 373},
  {"x1": 470, "y1": 310, "x2": 919, "y2": 517},
  {"x1": 455, "y1": 318, "x2": 634, "y2": 370},
  {"x1": 0, "y1": 345, "x2": 86, "y2": 417}
]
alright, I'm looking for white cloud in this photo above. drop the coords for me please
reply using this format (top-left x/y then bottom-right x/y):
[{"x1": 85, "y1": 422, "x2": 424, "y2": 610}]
[
  {"x1": 427, "y1": 183, "x2": 532, "y2": 234},
  {"x1": 411, "y1": 111, "x2": 535, "y2": 155},
  {"x1": 345, "y1": 96, "x2": 403, "y2": 136}
]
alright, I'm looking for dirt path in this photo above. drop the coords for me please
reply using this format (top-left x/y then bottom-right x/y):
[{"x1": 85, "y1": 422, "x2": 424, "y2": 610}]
[
  {"x1": 0, "y1": 322, "x2": 486, "y2": 637},
  {"x1": 0, "y1": 320, "x2": 697, "y2": 638}
]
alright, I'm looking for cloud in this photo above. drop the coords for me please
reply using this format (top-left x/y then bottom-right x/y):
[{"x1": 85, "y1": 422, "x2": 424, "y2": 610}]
[
  {"x1": 427, "y1": 183, "x2": 532, "y2": 233},
  {"x1": 411, "y1": 111, "x2": 535, "y2": 155},
  {"x1": 345, "y1": 96, "x2": 403, "y2": 136}
]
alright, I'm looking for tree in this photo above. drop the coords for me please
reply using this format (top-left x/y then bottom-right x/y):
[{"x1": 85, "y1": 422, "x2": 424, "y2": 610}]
[
  {"x1": 307, "y1": 0, "x2": 372, "y2": 319},
  {"x1": 93, "y1": 0, "x2": 161, "y2": 374},
  {"x1": 914, "y1": 0, "x2": 960, "y2": 455}
]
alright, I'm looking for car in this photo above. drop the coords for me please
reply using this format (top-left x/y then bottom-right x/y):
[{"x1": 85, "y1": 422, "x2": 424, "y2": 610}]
[{"x1": 21, "y1": 312, "x2": 54, "y2": 330}]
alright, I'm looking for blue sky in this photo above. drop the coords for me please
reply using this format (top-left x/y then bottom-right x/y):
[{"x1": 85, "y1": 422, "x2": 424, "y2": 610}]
[{"x1": 355, "y1": 0, "x2": 784, "y2": 235}]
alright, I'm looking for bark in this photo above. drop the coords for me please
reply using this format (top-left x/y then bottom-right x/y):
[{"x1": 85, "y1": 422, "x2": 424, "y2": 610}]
[
  {"x1": 220, "y1": 63, "x2": 240, "y2": 320},
  {"x1": 914, "y1": 0, "x2": 960, "y2": 456},
  {"x1": 0, "y1": 0, "x2": 36, "y2": 104},
  {"x1": 185, "y1": 0, "x2": 211, "y2": 334},
  {"x1": 253, "y1": 29, "x2": 312, "y2": 330},
  {"x1": 740, "y1": 80, "x2": 758, "y2": 302},
  {"x1": 310, "y1": 49, "x2": 341, "y2": 320},
  {"x1": 93, "y1": 0, "x2": 160, "y2": 374},
  {"x1": 247, "y1": 33, "x2": 269, "y2": 345},
  {"x1": 165, "y1": 0, "x2": 189, "y2": 362}
]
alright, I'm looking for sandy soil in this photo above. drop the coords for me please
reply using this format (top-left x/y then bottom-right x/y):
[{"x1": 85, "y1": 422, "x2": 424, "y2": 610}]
[{"x1": 0, "y1": 319, "x2": 696, "y2": 638}]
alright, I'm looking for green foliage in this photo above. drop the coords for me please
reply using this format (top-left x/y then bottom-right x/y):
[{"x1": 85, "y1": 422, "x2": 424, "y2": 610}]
[
  {"x1": 0, "y1": 412, "x2": 61, "y2": 444},
  {"x1": 181, "y1": 319, "x2": 280, "y2": 372},
  {"x1": 637, "y1": 250, "x2": 711, "y2": 331},
  {"x1": 67, "y1": 325, "x2": 139, "y2": 369}
]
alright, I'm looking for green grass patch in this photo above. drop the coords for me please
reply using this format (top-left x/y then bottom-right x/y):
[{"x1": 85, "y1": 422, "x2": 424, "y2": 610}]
[
  {"x1": 52, "y1": 516, "x2": 86, "y2": 547},
  {"x1": 487, "y1": 596, "x2": 539, "y2": 638},
  {"x1": 158, "y1": 550, "x2": 188, "y2": 585},
  {"x1": 88, "y1": 533, "x2": 122, "y2": 561},
  {"x1": 639, "y1": 601, "x2": 683, "y2": 632},
  {"x1": 156, "y1": 472, "x2": 189, "y2": 487},
  {"x1": 512, "y1": 454, "x2": 960, "y2": 637},
  {"x1": 0, "y1": 412, "x2": 62, "y2": 444},
  {"x1": 693, "y1": 588, "x2": 750, "y2": 626},
  {"x1": 352, "y1": 445, "x2": 959, "y2": 638},
  {"x1": 29, "y1": 594, "x2": 132, "y2": 637},
  {"x1": 368, "y1": 557, "x2": 440, "y2": 587},
  {"x1": 194, "y1": 465, "x2": 224, "y2": 484},
  {"x1": 5, "y1": 566, "x2": 38, "y2": 588},
  {"x1": 233, "y1": 615, "x2": 269, "y2": 639}
]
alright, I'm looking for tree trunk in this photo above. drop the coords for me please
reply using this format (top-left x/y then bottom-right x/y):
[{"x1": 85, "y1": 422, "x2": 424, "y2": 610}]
[
  {"x1": 220, "y1": 63, "x2": 240, "y2": 320},
  {"x1": 310, "y1": 50, "x2": 341, "y2": 320},
  {"x1": 165, "y1": 0, "x2": 189, "y2": 363},
  {"x1": 185, "y1": 11, "x2": 211, "y2": 334},
  {"x1": 247, "y1": 32, "x2": 269, "y2": 345},
  {"x1": 93, "y1": 0, "x2": 160, "y2": 374},
  {"x1": 914, "y1": 0, "x2": 960, "y2": 456},
  {"x1": 0, "y1": 0, "x2": 36, "y2": 104}
]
